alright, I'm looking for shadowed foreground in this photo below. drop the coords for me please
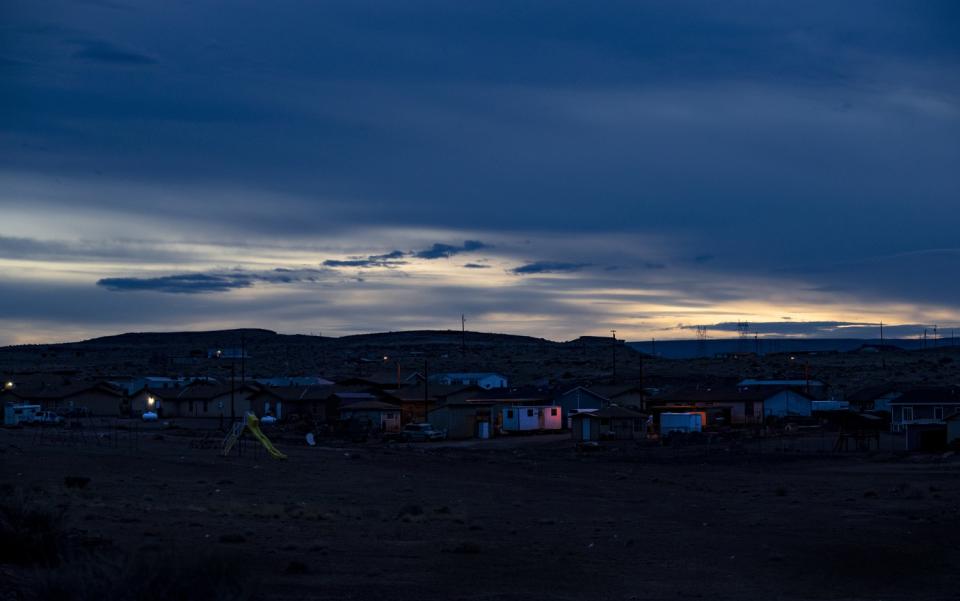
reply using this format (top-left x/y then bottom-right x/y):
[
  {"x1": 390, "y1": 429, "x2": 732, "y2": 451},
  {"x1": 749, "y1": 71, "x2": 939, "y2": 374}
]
[{"x1": 2, "y1": 431, "x2": 959, "y2": 600}]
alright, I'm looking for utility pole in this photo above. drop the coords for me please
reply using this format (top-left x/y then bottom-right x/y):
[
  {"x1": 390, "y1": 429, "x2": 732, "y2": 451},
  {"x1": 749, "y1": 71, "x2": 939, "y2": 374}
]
[
  {"x1": 230, "y1": 361, "x2": 236, "y2": 423},
  {"x1": 461, "y1": 314, "x2": 466, "y2": 358},
  {"x1": 240, "y1": 332, "x2": 246, "y2": 384},
  {"x1": 423, "y1": 359, "x2": 429, "y2": 423},
  {"x1": 651, "y1": 337, "x2": 656, "y2": 357},
  {"x1": 610, "y1": 330, "x2": 617, "y2": 383}
]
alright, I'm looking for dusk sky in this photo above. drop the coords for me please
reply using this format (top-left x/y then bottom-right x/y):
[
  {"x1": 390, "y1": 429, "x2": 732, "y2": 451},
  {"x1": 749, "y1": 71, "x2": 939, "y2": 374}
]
[{"x1": 2, "y1": 1, "x2": 958, "y2": 345}]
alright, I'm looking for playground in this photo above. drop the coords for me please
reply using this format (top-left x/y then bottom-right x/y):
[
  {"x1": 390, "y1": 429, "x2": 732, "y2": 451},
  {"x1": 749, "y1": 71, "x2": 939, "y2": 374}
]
[{"x1": 2, "y1": 425, "x2": 960, "y2": 600}]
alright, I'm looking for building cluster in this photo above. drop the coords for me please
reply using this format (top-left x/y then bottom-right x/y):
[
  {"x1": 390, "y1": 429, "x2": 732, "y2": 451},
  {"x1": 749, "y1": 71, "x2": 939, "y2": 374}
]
[{"x1": 2, "y1": 369, "x2": 959, "y2": 449}]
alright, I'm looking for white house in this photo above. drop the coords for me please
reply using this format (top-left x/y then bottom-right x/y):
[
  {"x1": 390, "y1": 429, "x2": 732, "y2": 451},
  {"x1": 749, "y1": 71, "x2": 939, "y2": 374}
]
[
  {"x1": 432, "y1": 372, "x2": 508, "y2": 389},
  {"x1": 889, "y1": 387, "x2": 960, "y2": 432}
]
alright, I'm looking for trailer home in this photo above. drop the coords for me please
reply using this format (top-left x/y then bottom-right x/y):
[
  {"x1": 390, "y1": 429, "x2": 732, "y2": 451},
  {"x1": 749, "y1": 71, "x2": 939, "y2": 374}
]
[{"x1": 501, "y1": 405, "x2": 562, "y2": 433}]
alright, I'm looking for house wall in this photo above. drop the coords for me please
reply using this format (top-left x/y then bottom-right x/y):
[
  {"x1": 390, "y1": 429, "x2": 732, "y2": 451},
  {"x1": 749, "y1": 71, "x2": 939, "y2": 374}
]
[
  {"x1": 571, "y1": 416, "x2": 599, "y2": 441},
  {"x1": 177, "y1": 392, "x2": 254, "y2": 419},
  {"x1": 502, "y1": 406, "x2": 542, "y2": 431},
  {"x1": 603, "y1": 417, "x2": 640, "y2": 440},
  {"x1": 762, "y1": 390, "x2": 812, "y2": 418},
  {"x1": 554, "y1": 389, "x2": 607, "y2": 418},
  {"x1": 429, "y1": 406, "x2": 484, "y2": 439},
  {"x1": 340, "y1": 408, "x2": 401, "y2": 432},
  {"x1": 130, "y1": 390, "x2": 167, "y2": 416},
  {"x1": 49, "y1": 391, "x2": 124, "y2": 416},
  {"x1": 540, "y1": 406, "x2": 562, "y2": 430},
  {"x1": 948, "y1": 420, "x2": 960, "y2": 445},
  {"x1": 873, "y1": 392, "x2": 901, "y2": 413},
  {"x1": 891, "y1": 403, "x2": 960, "y2": 431},
  {"x1": 654, "y1": 401, "x2": 754, "y2": 425},
  {"x1": 609, "y1": 391, "x2": 645, "y2": 409}
]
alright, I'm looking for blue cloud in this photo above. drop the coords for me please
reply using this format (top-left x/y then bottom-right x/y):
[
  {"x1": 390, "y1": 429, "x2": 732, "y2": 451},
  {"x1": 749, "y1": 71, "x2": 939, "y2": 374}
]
[
  {"x1": 511, "y1": 261, "x2": 589, "y2": 275},
  {"x1": 323, "y1": 250, "x2": 407, "y2": 268},
  {"x1": 71, "y1": 40, "x2": 157, "y2": 65},
  {"x1": 414, "y1": 240, "x2": 488, "y2": 259}
]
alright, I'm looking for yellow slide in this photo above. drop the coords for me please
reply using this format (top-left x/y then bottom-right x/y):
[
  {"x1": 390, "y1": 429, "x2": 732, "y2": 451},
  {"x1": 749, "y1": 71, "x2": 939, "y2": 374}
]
[{"x1": 237, "y1": 413, "x2": 287, "y2": 460}]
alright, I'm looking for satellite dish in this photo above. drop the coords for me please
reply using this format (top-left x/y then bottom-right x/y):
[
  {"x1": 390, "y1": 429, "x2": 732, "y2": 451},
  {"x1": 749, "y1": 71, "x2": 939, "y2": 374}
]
[{"x1": 305, "y1": 432, "x2": 316, "y2": 447}]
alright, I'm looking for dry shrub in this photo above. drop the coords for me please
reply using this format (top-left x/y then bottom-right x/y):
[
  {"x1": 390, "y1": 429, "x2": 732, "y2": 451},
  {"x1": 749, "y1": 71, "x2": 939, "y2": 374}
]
[
  {"x1": 40, "y1": 546, "x2": 257, "y2": 601},
  {"x1": 0, "y1": 490, "x2": 67, "y2": 567}
]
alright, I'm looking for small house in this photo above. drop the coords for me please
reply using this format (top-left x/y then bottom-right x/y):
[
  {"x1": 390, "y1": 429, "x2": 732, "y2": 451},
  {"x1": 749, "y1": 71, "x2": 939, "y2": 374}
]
[
  {"x1": 890, "y1": 387, "x2": 960, "y2": 432},
  {"x1": 571, "y1": 406, "x2": 645, "y2": 441},
  {"x1": 553, "y1": 386, "x2": 610, "y2": 427},
  {"x1": 339, "y1": 400, "x2": 402, "y2": 432}
]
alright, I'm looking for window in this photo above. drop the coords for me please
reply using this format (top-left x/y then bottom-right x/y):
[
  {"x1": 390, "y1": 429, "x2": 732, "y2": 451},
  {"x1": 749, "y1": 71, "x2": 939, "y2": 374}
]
[
  {"x1": 902, "y1": 406, "x2": 914, "y2": 422},
  {"x1": 507, "y1": 410, "x2": 514, "y2": 418},
  {"x1": 934, "y1": 407, "x2": 944, "y2": 420},
  {"x1": 385, "y1": 413, "x2": 394, "y2": 419},
  {"x1": 550, "y1": 408, "x2": 558, "y2": 416},
  {"x1": 527, "y1": 409, "x2": 534, "y2": 417}
]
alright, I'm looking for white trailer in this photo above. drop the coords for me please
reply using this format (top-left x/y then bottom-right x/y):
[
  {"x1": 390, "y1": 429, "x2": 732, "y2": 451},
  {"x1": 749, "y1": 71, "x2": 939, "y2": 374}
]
[
  {"x1": 501, "y1": 406, "x2": 563, "y2": 433},
  {"x1": 660, "y1": 412, "x2": 702, "y2": 434},
  {"x1": 4, "y1": 404, "x2": 41, "y2": 426}
]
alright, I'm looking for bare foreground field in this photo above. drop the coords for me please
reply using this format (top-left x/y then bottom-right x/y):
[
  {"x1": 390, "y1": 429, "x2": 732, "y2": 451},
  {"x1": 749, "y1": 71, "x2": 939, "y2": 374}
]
[{"x1": 3, "y1": 430, "x2": 960, "y2": 601}]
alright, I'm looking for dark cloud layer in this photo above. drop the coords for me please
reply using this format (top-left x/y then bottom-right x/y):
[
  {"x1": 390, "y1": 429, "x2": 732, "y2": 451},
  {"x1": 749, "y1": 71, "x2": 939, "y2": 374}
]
[
  {"x1": 97, "y1": 268, "x2": 329, "y2": 294},
  {"x1": 511, "y1": 262, "x2": 590, "y2": 275}
]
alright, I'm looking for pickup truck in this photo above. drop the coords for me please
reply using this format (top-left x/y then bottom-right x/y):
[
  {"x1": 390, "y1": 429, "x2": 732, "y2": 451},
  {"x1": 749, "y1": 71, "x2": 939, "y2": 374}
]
[{"x1": 400, "y1": 423, "x2": 447, "y2": 442}]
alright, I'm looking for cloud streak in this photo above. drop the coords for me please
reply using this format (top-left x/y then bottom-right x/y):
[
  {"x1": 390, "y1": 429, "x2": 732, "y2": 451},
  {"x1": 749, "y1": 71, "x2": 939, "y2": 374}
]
[
  {"x1": 511, "y1": 261, "x2": 590, "y2": 275},
  {"x1": 97, "y1": 268, "x2": 330, "y2": 294}
]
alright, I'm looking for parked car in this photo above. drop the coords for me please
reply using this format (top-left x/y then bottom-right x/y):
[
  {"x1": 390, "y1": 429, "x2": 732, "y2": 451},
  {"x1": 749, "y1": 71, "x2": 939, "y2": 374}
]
[
  {"x1": 142, "y1": 411, "x2": 159, "y2": 422},
  {"x1": 401, "y1": 423, "x2": 447, "y2": 442},
  {"x1": 35, "y1": 411, "x2": 65, "y2": 425}
]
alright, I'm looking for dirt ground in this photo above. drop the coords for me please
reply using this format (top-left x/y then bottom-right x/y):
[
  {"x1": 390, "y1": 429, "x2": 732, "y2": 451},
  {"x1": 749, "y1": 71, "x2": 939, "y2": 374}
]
[{"x1": 3, "y1": 429, "x2": 960, "y2": 601}]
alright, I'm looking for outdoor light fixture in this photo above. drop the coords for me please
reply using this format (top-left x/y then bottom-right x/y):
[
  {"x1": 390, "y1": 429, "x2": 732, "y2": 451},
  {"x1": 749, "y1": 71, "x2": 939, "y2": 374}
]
[
  {"x1": 3, "y1": 381, "x2": 12, "y2": 390},
  {"x1": 147, "y1": 396, "x2": 155, "y2": 406}
]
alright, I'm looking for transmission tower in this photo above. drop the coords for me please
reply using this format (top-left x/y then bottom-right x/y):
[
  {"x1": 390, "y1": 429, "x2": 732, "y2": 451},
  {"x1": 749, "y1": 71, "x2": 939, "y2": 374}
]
[
  {"x1": 737, "y1": 321, "x2": 750, "y2": 353},
  {"x1": 696, "y1": 326, "x2": 708, "y2": 358}
]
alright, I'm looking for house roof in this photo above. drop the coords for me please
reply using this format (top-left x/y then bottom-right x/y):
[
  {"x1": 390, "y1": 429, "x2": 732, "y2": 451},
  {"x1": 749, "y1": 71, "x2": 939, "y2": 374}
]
[
  {"x1": 557, "y1": 386, "x2": 613, "y2": 401},
  {"x1": 4, "y1": 381, "x2": 126, "y2": 401},
  {"x1": 587, "y1": 384, "x2": 644, "y2": 399},
  {"x1": 578, "y1": 406, "x2": 645, "y2": 419},
  {"x1": 170, "y1": 383, "x2": 262, "y2": 401},
  {"x1": 339, "y1": 400, "x2": 400, "y2": 412},
  {"x1": 387, "y1": 383, "x2": 481, "y2": 402},
  {"x1": 738, "y1": 379, "x2": 824, "y2": 387},
  {"x1": 890, "y1": 387, "x2": 960, "y2": 405},
  {"x1": 845, "y1": 384, "x2": 901, "y2": 403},
  {"x1": 466, "y1": 386, "x2": 554, "y2": 403},
  {"x1": 431, "y1": 372, "x2": 506, "y2": 380},
  {"x1": 251, "y1": 385, "x2": 336, "y2": 402},
  {"x1": 652, "y1": 385, "x2": 803, "y2": 404}
]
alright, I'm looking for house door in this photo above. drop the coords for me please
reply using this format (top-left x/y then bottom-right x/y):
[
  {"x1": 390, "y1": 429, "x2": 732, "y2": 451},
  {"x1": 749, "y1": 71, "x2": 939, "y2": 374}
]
[{"x1": 582, "y1": 419, "x2": 591, "y2": 440}]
